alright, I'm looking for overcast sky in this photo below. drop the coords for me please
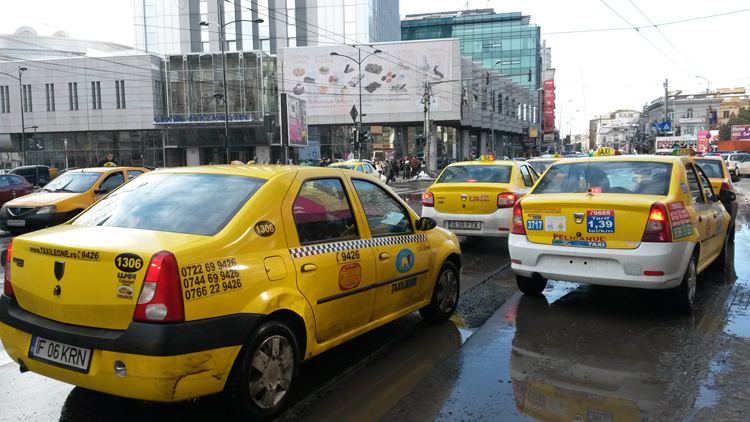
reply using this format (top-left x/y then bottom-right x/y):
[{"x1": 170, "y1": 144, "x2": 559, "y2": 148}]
[{"x1": 2, "y1": 0, "x2": 748, "y2": 134}]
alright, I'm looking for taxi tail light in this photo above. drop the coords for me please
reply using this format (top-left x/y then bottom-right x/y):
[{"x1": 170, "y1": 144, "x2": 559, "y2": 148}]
[
  {"x1": 133, "y1": 251, "x2": 184, "y2": 323},
  {"x1": 498, "y1": 192, "x2": 520, "y2": 209},
  {"x1": 511, "y1": 202, "x2": 526, "y2": 235},
  {"x1": 422, "y1": 191, "x2": 434, "y2": 207},
  {"x1": 641, "y1": 203, "x2": 672, "y2": 243},
  {"x1": 3, "y1": 240, "x2": 13, "y2": 297},
  {"x1": 720, "y1": 182, "x2": 730, "y2": 192}
]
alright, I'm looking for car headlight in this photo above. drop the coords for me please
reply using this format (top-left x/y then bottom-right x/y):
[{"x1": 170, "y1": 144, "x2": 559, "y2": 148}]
[{"x1": 37, "y1": 205, "x2": 57, "y2": 215}]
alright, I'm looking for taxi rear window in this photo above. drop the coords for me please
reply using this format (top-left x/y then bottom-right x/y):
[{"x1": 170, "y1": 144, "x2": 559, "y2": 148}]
[
  {"x1": 534, "y1": 161, "x2": 673, "y2": 196},
  {"x1": 73, "y1": 173, "x2": 265, "y2": 236},
  {"x1": 693, "y1": 159, "x2": 725, "y2": 179},
  {"x1": 329, "y1": 164, "x2": 356, "y2": 170},
  {"x1": 437, "y1": 165, "x2": 512, "y2": 184}
]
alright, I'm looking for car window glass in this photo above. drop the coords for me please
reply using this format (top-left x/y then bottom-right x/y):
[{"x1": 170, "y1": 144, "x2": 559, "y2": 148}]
[
  {"x1": 693, "y1": 160, "x2": 723, "y2": 179},
  {"x1": 352, "y1": 179, "x2": 413, "y2": 237},
  {"x1": 355, "y1": 165, "x2": 364, "y2": 172},
  {"x1": 0, "y1": 177, "x2": 9, "y2": 188},
  {"x1": 519, "y1": 166, "x2": 533, "y2": 187},
  {"x1": 9, "y1": 176, "x2": 25, "y2": 186},
  {"x1": 696, "y1": 166, "x2": 716, "y2": 203},
  {"x1": 364, "y1": 164, "x2": 373, "y2": 173},
  {"x1": 293, "y1": 178, "x2": 358, "y2": 244},
  {"x1": 685, "y1": 164, "x2": 705, "y2": 204},
  {"x1": 437, "y1": 165, "x2": 512, "y2": 183},
  {"x1": 128, "y1": 170, "x2": 144, "y2": 180},
  {"x1": 99, "y1": 172, "x2": 125, "y2": 191},
  {"x1": 74, "y1": 173, "x2": 265, "y2": 236},
  {"x1": 528, "y1": 166, "x2": 539, "y2": 183},
  {"x1": 534, "y1": 161, "x2": 672, "y2": 195},
  {"x1": 42, "y1": 172, "x2": 101, "y2": 193}
]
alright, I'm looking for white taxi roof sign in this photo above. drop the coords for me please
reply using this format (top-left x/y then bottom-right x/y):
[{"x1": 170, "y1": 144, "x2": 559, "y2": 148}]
[
  {"x1": 593, "y1": 147, "x2": 615, "y2": 157},
  {"x1": 480, "y1": 155, "x2": 495, "y2": 162}
]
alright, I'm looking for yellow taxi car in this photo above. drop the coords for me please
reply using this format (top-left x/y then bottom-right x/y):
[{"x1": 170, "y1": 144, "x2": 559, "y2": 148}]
[
  {"x1": 0, "y1": 165, "x2": 461, "y2": 419},
  {"x1": 693, "y1": 155, "x2": 738, "y2": 231},
  {"x1": 526, "y1": 155, "x2": 561, "y2": 176},
  {"x1": 509, "y1": 151, "x2": 734, "y2": 312},
  {"x1": 0, "y1": 167, "x2": 147, "y2": 235},
  {"x1": 327, "y1": 161, "x2": 380, "y2": 179},
  {"x1": 421, "y1": 155, "x2": 540, "y2": 237}
]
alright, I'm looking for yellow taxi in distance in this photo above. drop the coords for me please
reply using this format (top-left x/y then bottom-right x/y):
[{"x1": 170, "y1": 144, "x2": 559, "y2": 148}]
[
  {"x1": 0, "y1": 165, "x2": 461, "y2": 419},
  {"x1": 327, "y1": 161, "x2": 380, "y2": 179},
  {"x1": 0, "y1": 167, "x2": 148, "y2": 235},
  {"x1": 421, "y1": 156, "x2": 540, "y2": 237},
  {"x1": 526, "y1": 156, "x2": 561, "y2": 175},
  {"x1": 693, "y1": 155, "x2": 738, "y2": 230},
  {"x1": 509, "y1": 154, "x2": 734, "y2": 312}
]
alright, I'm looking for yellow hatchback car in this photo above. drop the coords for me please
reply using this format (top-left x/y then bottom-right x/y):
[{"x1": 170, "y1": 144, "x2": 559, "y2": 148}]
[
  {"x1": 0, "y1": 167, "x2": 148, "y2": 235},
  {"x1": 421, "y1": 156, "x2": 540, "y2": 237},
  {"x1": 509, "y1": 154, "x2": 734, "y2": 312},
  {"x1": 0, "y1": 165, "x2": 461, "y2": 419}
]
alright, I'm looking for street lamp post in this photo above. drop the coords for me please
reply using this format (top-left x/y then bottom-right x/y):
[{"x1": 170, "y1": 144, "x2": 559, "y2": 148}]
[
  {"x1": 558, "y1": 100, "x2": 572, "y2": 153},
  {"x1": 200, "y1": 8, "x2": 263, "y2": 164},
  {"x1": 330, "y1": 47, "x2": 381, "y2": 160},
  {"x1": 18, "y1": 66, "x2": 28, "y2": 166},
  {"x1": 695, "y1": 75, "x2": 710, "y2": 95}
]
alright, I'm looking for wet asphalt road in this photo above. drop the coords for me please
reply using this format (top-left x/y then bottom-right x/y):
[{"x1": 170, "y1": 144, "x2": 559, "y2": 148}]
[{"x1": 2, "y1": 180, "x2": 750, "y2": 421}]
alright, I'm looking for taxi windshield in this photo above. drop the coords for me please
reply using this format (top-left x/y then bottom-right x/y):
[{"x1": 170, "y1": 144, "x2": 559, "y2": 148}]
[
  {"x1": 73, "y1": 173, "x2": 265, "y2": 236},
  {"x1": 41, "y1": 172, "x2": 101, "y2": 193},
  {"x1": 534, "y1": 161, "x2": 673, "y2": 195},
  {"x1": 329, "y1": 164, "x2": 356, "y2": 170},
  {"x1": 693, "y1": 159, "x2": 725, "y2": 179},
  {"x1": 437, "y1": 165, "x2": 512, "y2": 184}
]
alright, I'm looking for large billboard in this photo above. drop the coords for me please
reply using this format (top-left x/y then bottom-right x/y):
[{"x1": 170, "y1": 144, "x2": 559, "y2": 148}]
[
  {"x1": 282, "y1": 41, "x2": 454, "y2": 117},
  {"x1": 731, "y1": 124, "x2": 750, "y2": 141},
  {"x1": 543, "y1": 80, "x2": 554, "y2": 133},
  {"x1": 281, "y1": 94, "x2": 308, "y2": 147}
]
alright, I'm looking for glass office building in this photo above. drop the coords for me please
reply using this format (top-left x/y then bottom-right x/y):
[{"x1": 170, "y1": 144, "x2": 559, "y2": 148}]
[{"x1": 401, "y1": 10, "x2": 541, "y2": 90}]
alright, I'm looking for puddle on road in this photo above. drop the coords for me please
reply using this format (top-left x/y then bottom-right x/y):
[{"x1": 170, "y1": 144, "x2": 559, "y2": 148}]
[{"x1": 692, "y1": 350, "x2": 730, "y2": 412}]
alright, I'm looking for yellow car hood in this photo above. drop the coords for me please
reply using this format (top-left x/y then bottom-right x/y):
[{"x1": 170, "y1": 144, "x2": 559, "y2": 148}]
[{"x1": 5, "y1": 192, "x2": 83, "y2": 207}]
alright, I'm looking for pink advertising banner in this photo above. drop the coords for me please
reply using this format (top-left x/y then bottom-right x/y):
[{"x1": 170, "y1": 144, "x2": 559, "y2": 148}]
[{"x1": 731, "y1": 124, "x2": 750, "y2": 141}]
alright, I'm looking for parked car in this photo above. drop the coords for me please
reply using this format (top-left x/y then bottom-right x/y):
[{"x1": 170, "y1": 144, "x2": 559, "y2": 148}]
[
  {"x1": 734, "y1": 155, "x2": 750, "y2": 179},
  {"x1": 723, "y1": 153, "x2": 748, "y2": 177},
  {"x1": 8, "y1": 165, "x2": 51, "y2": 186},
  {"x1": 0, "y1": 175, "x2": 34, "y2": 209}
]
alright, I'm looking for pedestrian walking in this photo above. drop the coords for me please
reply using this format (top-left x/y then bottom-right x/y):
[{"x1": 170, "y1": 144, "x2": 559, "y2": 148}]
[{"x1": 410, "y1": 156, "x2": 419, "y2": 179}]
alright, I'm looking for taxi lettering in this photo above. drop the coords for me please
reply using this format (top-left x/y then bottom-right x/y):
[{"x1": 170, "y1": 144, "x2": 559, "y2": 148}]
[
  {"x1": 254, "y1": 221, "x2": 276, "y2": 237},
  {"x1": 181, "y1": 258, "x2": 242, "y2": 301},
  {"x1": 469, "y1": 195, "x2": 490, "y2": 202},
  {"x1": 552, "y1": 234, "x2": 605, "y2": 242},
  {"x1": 336, "y1": 249, "x2": 360, "y2": 263},
  {"x1": 391, "y1": 277, "x2": 417, "y2": 293}
]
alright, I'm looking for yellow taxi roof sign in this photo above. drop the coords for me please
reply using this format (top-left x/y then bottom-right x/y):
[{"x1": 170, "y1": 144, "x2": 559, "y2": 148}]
[
  {"x1": 672, "y1": 148, "x2": 696, "y2": 156},
  {"x1": 593, "y1": 147, "x2": 615, "y2": 157},
  {"x1": 552, "y1": 154, "x2": 562, "y2": 158},
  {"x1": 480, "y1": 155, "x2": 495, "y2": 162}
]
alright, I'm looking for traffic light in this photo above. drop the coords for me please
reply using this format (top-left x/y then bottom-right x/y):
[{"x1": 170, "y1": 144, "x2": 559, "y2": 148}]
[
  {"x1": 415, "y1": 134, "x2": 426, "y2": 148},
  {"x1": 527, "y1": 67, "x2": 532, "y2": 82},
  {"x1": 359, "y1": 130, "x2": 369, "y2": 144}
]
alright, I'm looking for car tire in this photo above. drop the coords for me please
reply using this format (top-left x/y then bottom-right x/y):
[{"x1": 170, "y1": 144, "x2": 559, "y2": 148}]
[
  {"x1": 419, "y1": 261, "x2": 460, "y2": 323},
  {"x1": 710, "y1": 227, "x2": 732, "y2": 272},
  {"x1": 225, "y1": 320, "x2": 301, "y2": 421},
  {"x1": 516, "y1": 274, "x2": 547, "y2": 296},
  {"x1": 673, "y1": 254, "x2": 697, "y2": 314}
]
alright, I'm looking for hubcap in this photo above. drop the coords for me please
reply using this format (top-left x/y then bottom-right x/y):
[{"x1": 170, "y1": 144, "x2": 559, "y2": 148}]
[
  {"x1": 436, "y1": 269, "x2": 458, "y2": 313},
  {"x1": 687, "y1": 260, "x2": 697, "y2": 305},
  {"x1": 248, "y1": 335, "x2": 294, "y2": 409}
]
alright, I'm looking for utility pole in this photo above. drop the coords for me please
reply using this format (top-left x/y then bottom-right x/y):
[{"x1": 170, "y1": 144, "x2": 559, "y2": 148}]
[
  {"x1": 423, "y1": 81, "x2": 431, "y2": 171},
  {"x1": 663, "y1": 78, "x2": 669, "y2": 125}
]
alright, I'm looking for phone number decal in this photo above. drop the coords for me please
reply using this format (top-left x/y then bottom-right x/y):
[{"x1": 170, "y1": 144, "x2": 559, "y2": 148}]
[{"x1": 180, "y1": 258, "x2": 242, "y2": 301}]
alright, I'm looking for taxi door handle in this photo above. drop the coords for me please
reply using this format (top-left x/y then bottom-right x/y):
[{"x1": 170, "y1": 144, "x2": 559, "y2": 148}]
[
  {"x1": 301, "y1": 264, "x2": 317, "y2": 273},
  {"x1": 379, "y1": 253, "x2": 390, "y2": 260},
  {"x1": 698, "y1": 216, "x2": 703, "y2": 222},
  {"x1": 713, "y1": 213, "x2": 717, "y2": 219}
]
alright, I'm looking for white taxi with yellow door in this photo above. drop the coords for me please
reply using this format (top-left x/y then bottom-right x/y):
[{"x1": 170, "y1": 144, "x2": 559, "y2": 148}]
[
  {"x1": 0, "y1": 165, "x2": 460, "y2": 420},
  {"x1": 509, "y1": 147, "x2": 734, "y2": 312},
  {"x1": 421, "y1": 155, "x2": 540, "y2": 237}
]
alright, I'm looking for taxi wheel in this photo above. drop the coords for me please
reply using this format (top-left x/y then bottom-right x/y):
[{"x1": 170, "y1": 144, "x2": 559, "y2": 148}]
[
  {"x1": 673, "y1": 255, "x2": 698, "y2": 313},
  {"x1": 225, "y1": 320, "x2": 301, "y2": 420},
  {"x1": 419, "y1": 261, "x2": 460, "y2": 323},
  {"x1": 516, "y1": 275, "x2": 547, "y2": 296}
]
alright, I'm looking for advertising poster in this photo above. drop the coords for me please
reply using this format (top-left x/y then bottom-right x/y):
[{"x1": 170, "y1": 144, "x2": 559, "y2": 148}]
[
  {"x1": 283, "y1": 41, "x2": 454, "y2": 116},
  {"x1": 544, "y1": 80, "x2": 555, "y2": 133},
  {"x1": 281, "y1": 94, "x2": 308, "y2": 148},
  {"x1": 731, "y1": 124, "x2": 750, "y2": 141},
  {"x1": 697, "y1": 131, "x2": 710, "y2": 153}
]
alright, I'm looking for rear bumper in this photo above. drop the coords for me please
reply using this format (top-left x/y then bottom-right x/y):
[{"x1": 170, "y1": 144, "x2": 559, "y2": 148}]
[
  {"x1": 0, "y1": 295, "x2": 263, "y2": 401},
  {"x1": 508, "y1": 234, "x2": 694, "y2": 289},
  {"x1": 421, "y1": 207, "x2": 512, "y2": 237},
  {"x1": 0, "y1": 211, "x2": 71, "y2": 231}
]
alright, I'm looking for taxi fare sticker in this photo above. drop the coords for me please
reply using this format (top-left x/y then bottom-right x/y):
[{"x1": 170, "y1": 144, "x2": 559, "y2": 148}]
[
  {"x1": 468, "y1": 195, "x2": 490, "y2": 202},
  {"x1": 667, "y1": 202, "x2": 694, "y2": 240},
  {"x1": 180, "y1": 258, "x2": 242, "y2": 301},
  {"x1": 339, "y1": 263, "x2": 362, "y2": 291},
  {"x1": 29, "y1": 246, "x2": 99, "y2": 261},
  {"x1": 544, "y1": 216, "x2": 566, "y2": 232},
  {"x1": 586, "y1": 210, "x2": 615, "y2": 234},
  {"x1": 552, "y1": 234, "x2": 606, "y2": 248}
]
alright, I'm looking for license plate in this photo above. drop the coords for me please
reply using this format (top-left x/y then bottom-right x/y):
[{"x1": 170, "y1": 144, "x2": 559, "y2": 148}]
[
  {"x1": 28, "y1": 336, "x2": 92, "y2": 373},
  {"x1": 447, "y1": 221, "x2": 481, "y2": 230},
  {"x1": 6, "y1": 219, "x2": 25, "y2": 227}
]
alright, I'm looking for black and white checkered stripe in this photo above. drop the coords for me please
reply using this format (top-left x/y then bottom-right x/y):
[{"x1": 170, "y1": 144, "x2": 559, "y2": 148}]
[{"x1": 290, "y1": 234, "x2": 428, "y2": 259}]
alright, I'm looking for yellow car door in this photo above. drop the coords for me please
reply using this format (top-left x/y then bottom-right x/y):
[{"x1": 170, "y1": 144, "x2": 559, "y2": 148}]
[
  {"x1": 694, "y1": 163, "x2": 729, "y2": 258},
  {"x1": 348, "y1": 177, "x2": 432, "y2": 321},
  {"x1": 283, "y1": 171, "x2": 377, "y2": 343},
  {"x1": 683, "y1": 163, "x2": 716, "y2": 269}
]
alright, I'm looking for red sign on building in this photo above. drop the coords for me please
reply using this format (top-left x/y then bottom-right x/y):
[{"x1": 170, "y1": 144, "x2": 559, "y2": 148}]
[{"x1": 544, "y1": 80, "x2": 555, "y2": 133}]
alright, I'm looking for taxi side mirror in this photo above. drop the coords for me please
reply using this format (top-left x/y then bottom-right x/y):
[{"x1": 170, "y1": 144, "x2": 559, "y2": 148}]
[
  {"x1": 416, "y1": 217, "x2": 437, "y2": 231},
  {"x1": 719, "y1": 189, "x2": 736, "y2": 203}
]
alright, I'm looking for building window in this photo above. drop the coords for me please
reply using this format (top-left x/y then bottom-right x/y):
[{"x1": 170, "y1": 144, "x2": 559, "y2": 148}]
[
  {"x1": 68, "y1": 82, "x2": 78, "y2": 110},
  {"x1": 0, "y1": 86, "x2": 8, "y2": 113},
  {"x1": 45, "y1": 83, "x2": 55, "y2": 111},
  {"x1": 22, "y1": 84, "x2": 32, "y2": 112},
  {"x1": 686, "y1": 108, "x2": 693, "y2": 118},
  {"x1": 91, "y1": 81, "x2": 101, "y2": 109},
  {"x1": 723, "y1": 111, "x2": 730, "y2": 119},
  {"x1": 116, "y1": 80, "x2": 125, "y2": 109}
]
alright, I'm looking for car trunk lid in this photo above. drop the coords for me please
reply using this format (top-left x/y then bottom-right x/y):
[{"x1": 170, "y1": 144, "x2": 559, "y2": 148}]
[{"x1": 431, "y1": 183, "x2": 515, "y2": 214}]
